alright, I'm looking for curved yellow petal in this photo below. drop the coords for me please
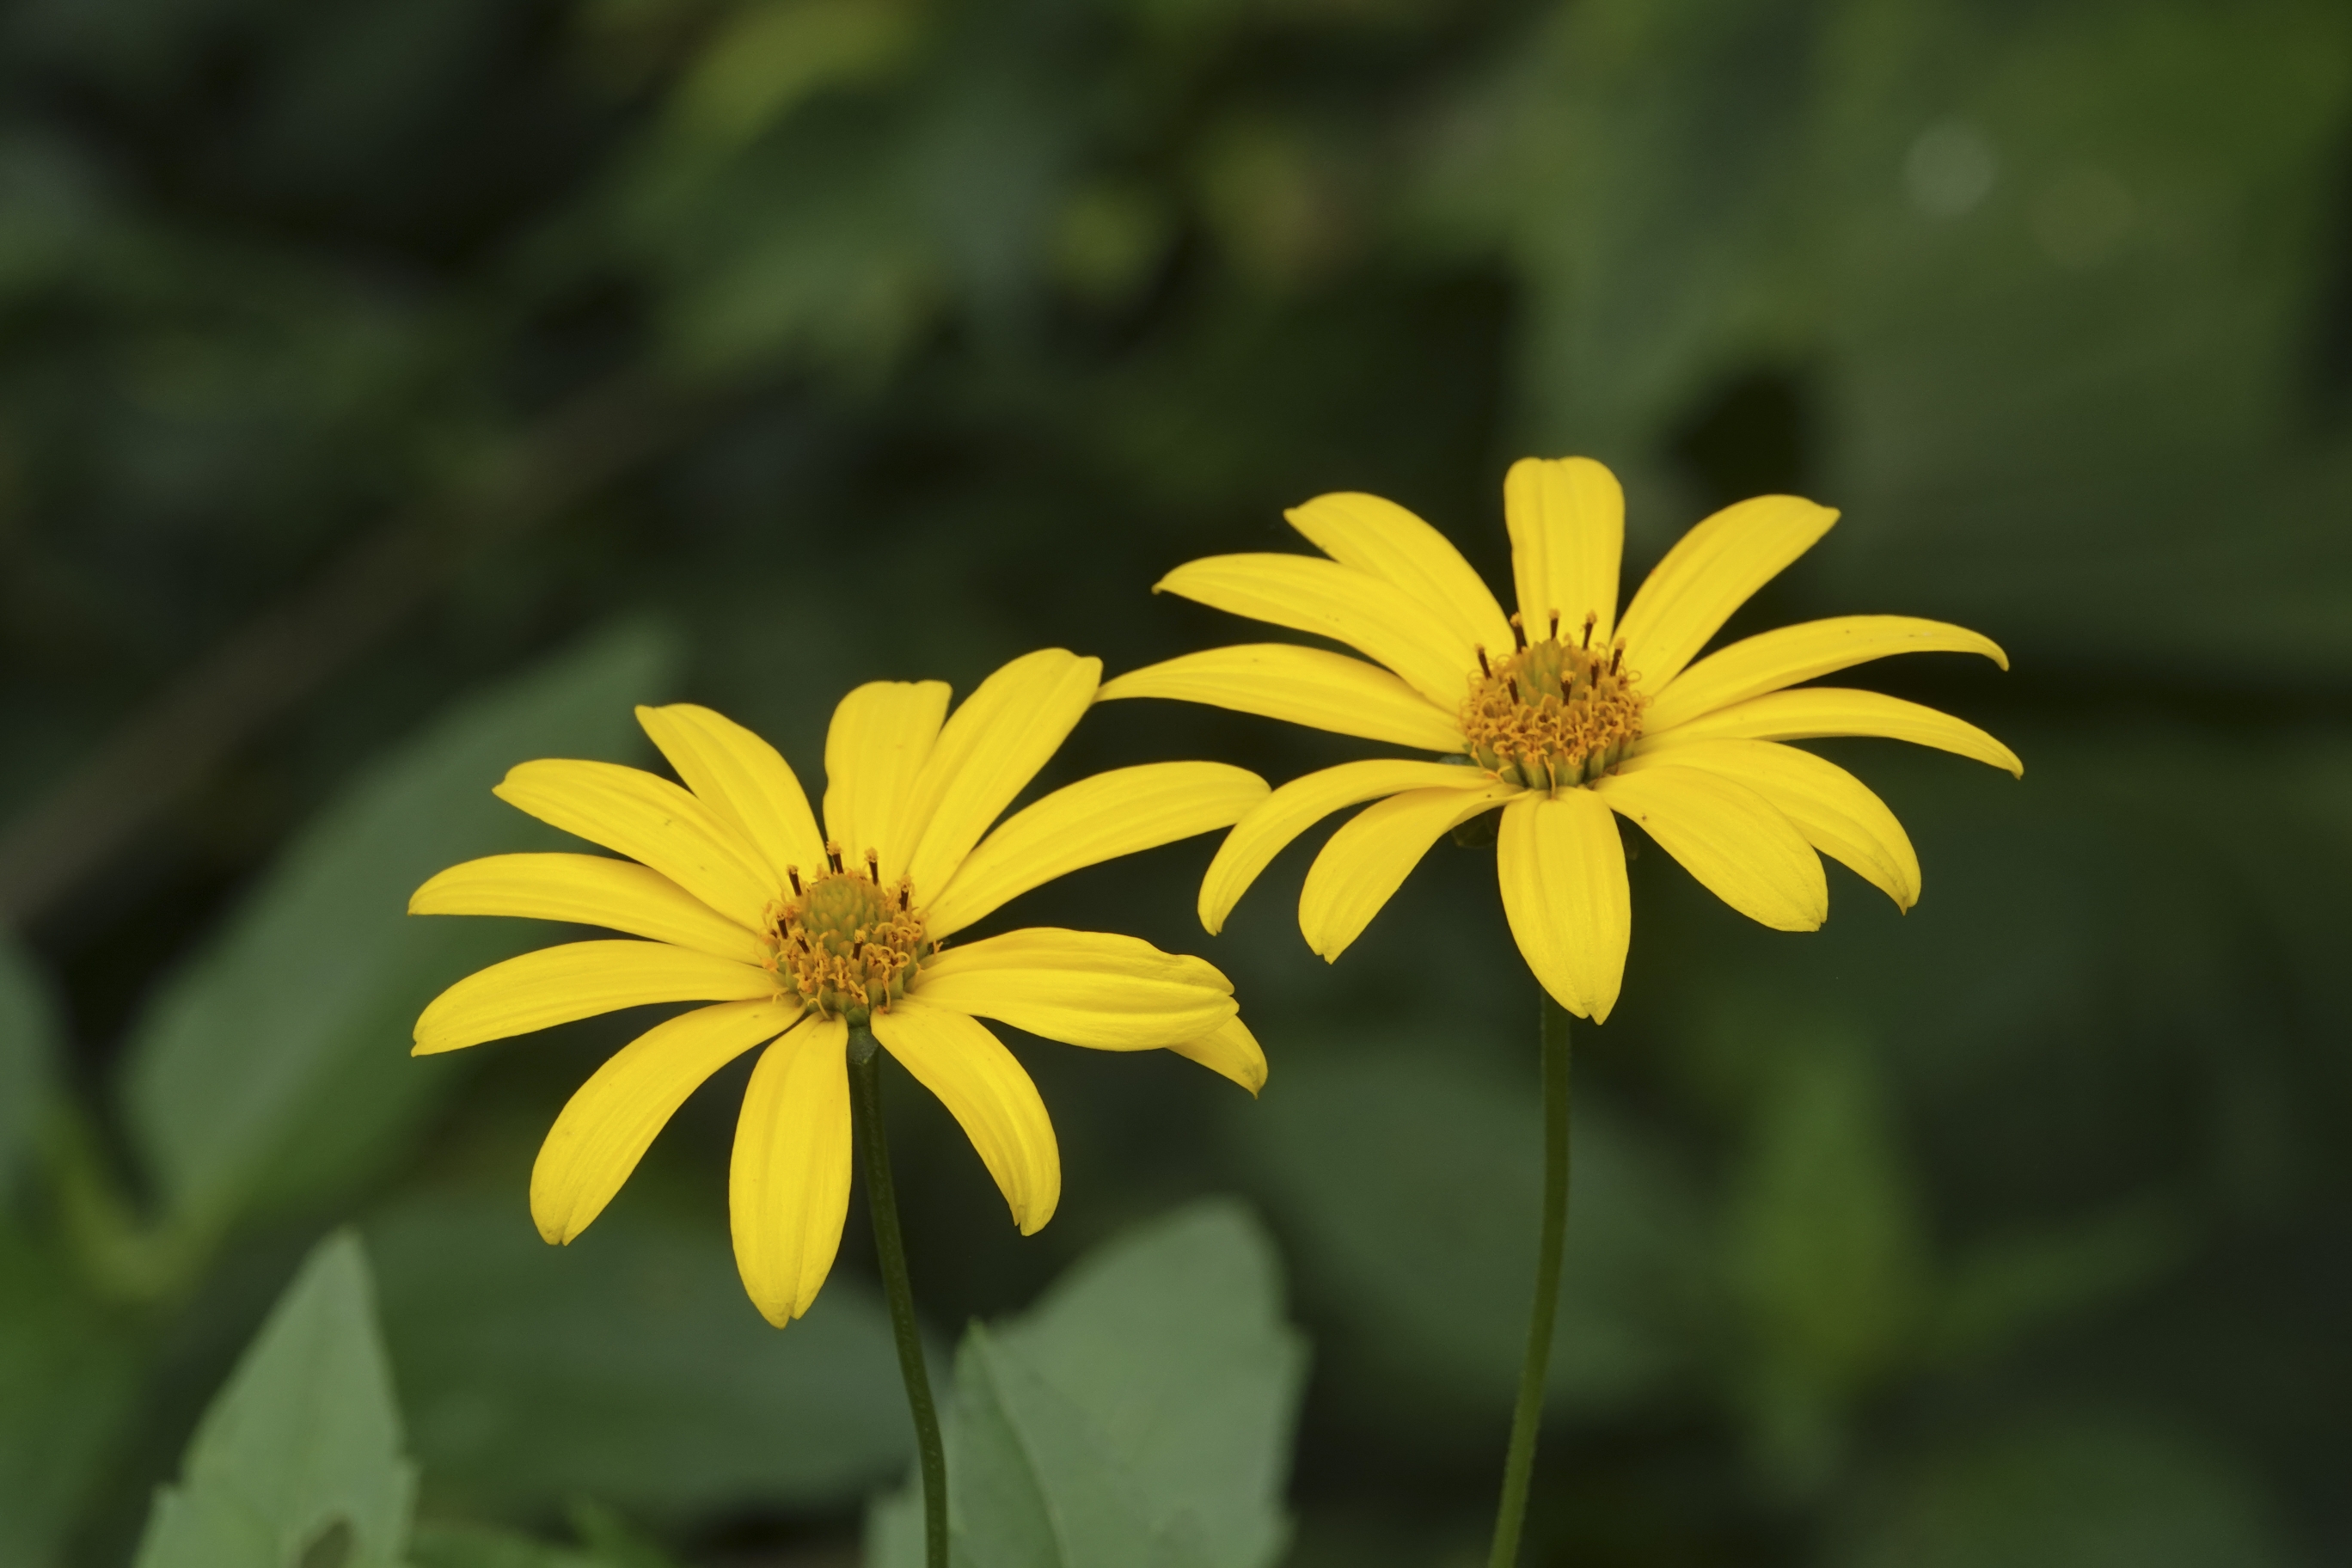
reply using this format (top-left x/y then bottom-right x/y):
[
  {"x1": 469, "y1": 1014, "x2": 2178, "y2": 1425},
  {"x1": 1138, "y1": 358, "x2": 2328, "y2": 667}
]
[
  {"x1": 1591, "y1": 766, "x2": 1826, "y2": 931},
  {"x1": 1632, "y1": 687, "x2": 2024, "y2": 777},
  {"x1": 729, "y1": 1014, "x2": 853, "y2": 1325},
  {"x1": 1505, "y1": 456, "x2": 1625, "y2": 647},
  {"x1": 927, "y1": 761, "x2": 1268, "y2": 939},
  {"x1": 1645, "y1": 616, "x2": 2008, "y2": 732},
  {"x1": 1169, "y1": 1015, "x2": 1267, "y2": 1095},
  {"x1": 635, "y1": 703, "x2": 829, "y2": 887},
  {"x1": 1495, "y1": 790, "x2": 1630, "y2": 1024},
  {"x1": 1200, "y1": 759, "x2": 1493, "y2": 934},
  {"x1": 1284, "y1": 492, "x2": 1512, "y2": 654},
  {"x1": 1614, "y1": 495, "x2": 1839, "y2": 691},
  {"x1": 413, "y1": 940, "x2": 781, "y2": 1055},
  {"x1": 1095, "y1": 644, "x2": 1465, "y2": 753},
  {"x1": 1297, "y1": 779, "x2": 1518, "y2": 961},
  {"x1": 532, "y1": 997, "x2": 802, "y2": 1246},
  {"x1": 915, "y1": 927, "x2": 1235, "y2": 1050},
  {"x1": 494, "y1": 759, "x2": 783, "y2": 932},
  {"x1": 1155, "y1": 554, "x2": 1475, "y2": 709},
  {"x1": 903, "y1": 650, "x2": 1102, "y2": 899},
  {"x1": 822, "y1": 679, "x2": 952, "y2": 879},
  {"x1": 870, "y1": 999, "x2": 1059, "y2": 1234},
  {"x1": 1621, "y1": 738, "x2": 1920, "y2": 909},
  {"x1": 409, "y1": 853, "x2": 768, "y2": 964}
]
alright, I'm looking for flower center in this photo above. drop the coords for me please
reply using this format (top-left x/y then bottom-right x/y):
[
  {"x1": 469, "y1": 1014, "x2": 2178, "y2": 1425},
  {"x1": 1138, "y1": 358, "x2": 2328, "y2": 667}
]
[
  {"x1": 767, "y1": 843, "x2": 930, "y2": 1026},
  {"x1": 1462, "y1": 612, "x2": 1647, "y2": 791}
]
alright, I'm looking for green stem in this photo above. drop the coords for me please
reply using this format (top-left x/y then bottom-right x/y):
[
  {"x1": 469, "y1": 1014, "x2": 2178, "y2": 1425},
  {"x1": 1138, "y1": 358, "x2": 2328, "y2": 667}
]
[
  {"x1": 848, "y1": 1029, "x2": 948, "y2": 1568},
  {"x1": 1488, "y1": 992, "x2": 1573, "y2": 1568}
]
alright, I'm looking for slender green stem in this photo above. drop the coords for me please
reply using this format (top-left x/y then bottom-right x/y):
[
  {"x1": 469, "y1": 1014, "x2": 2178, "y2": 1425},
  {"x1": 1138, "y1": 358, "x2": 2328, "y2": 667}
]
[
  {"x1": 848, "y1": 1029, "x2": 948, "y2": 1568},
  {"x1": 1488, "y1": 992, "x2": 1573, "y2": 1568}
]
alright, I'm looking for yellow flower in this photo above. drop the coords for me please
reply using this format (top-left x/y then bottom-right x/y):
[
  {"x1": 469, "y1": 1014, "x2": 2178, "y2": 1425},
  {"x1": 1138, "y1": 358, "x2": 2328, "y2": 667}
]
[
  {"x1": 407, "y1": 648, "x2": 1269, "y2": 1325},
  {"x1": 1098, "y1": 457, "x2": 2021, "y2": 1023}
]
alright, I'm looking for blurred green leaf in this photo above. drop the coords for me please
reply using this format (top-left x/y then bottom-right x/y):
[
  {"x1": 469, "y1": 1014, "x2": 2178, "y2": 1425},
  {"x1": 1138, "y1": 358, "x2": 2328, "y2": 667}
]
[
  {"x1": 370, "y1": 1191, "x2": 909, "y2": 1523},
  {"x1": 1238, "y1": 1036, "x2": 1706, "y2": 1424},
  {"x1": 115, "y1": 622, "x2": 679, "y2": 1249},
  {"x1": 408, "y1": 1505, "x2": 682, "y2": 1568},
  {"x1": 0, "y1": 1225, "x2": 144, "y2": 1567},
  {"x1": 1834, "y1": 1414, "x2": 2302, "y2": 1568},
  {"x1": 1932, "y1": 1204, "x2": 2190, "y2": 1365},
  {"x1": 0, "y1": 940, "x2": 61, "y2": 1202},
  {"x1": 133, "y1": 1230, "x2": 414, "y2": 1568},
  {"x1": 1726, "y1": 1031, "x2": 1932, "y2": 1489},
  {"x1": 868, "y1": 1199, "x2": 1307, "y2": 1568}
]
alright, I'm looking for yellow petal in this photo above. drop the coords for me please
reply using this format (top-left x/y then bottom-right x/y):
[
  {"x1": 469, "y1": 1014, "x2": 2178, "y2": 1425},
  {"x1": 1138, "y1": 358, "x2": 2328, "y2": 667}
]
[
  {"x1": 729, "y1": 1014, "x2": 853, "y2": 1325},
  {"x1": 634, "y1": 703, "x2": 830, "y2": 887},
  {"x1": 1632, "y1": 687, "x2": 2024, "y2": 777},
  {"x1": 412, "y1": 940, "x2": 781, "y2": 1055},
  {"x1": 1297, "y1": 779, "x2": 1519, "y2": 960},
  {"x1": 495, "y1": 760, "x2": 784, "y2": 933},
  {"x1": 902, "y1": 650, "x2": 1102, "y2": 899},
  {"x1": 532, "y1": 997, "x2": 801, "y2": 1245},
  {"x1": 926, "y1": 761, "x2": 1268, "y2": 939},
  {"x1": 1591, "y1": 766, "x2": 1827, "y2": 931},
  {"x1": 914, "y1": 927, "x2": 1235, "y2": 1050},
  {"x1": 822, "y1": 679, "x2": 952, "y2": 879},
  {"x1": 1284, "y1": 492, "x2": 1512, "y2": 654},
  {"x1": 1168, "y1": 1014, "x2": 1267, "y2": 1096},
  {"x1": 870, "y1": 998, "x2": 1060, "y2": 1234},
  {"x1": 1645, "y1": 616, "x2": 2008, "y2": 732},
  {"x1": 1095, "y1": 644, "x2": 1465, "y2": 753},
  {"x1": 1614, "y1": 495, "x2": 1839, "y2": 690},
  {"x1": 1504, "y1": 456, "x2": 1625, "y2": 646},
  {"x1": 1155, "y1": 554, "x2": 1475, "y2": 709},
  {"x1": 1200, "y1": 758, "x2": 1494, "y2": 934},
  {"x1": 1495, "y1": 790, "x2": 1630, "y2": 1024},
  {"x1": 409, "y1": 853, "x2": 769, "y2": 964},
  {"x1": 1620, "y1": 738, "x2": 1920, "y2": 909}
]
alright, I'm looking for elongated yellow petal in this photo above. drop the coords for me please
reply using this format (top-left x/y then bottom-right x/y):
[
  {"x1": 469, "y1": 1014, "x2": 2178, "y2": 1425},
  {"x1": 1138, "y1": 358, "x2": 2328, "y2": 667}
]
[
  {"x1": 1621, "y1": 738, "x2": 1920, "y2": 909},
  {"x1": 1284, "y1": 492, "x2": 1512, "y2": 654},
  {"x1": 494, "y1": 759, "x2": 783, "y2": 932},
  {"x1": 1168, "y1": 1015, "x2": 1267, "y2": 1095},
  {"x1": 729, "y1": 1014, "x2": 853, "y2": 1325},
  {"x1": 1632, "y1": 687, "x2": 2024, "y2": 776},
  {"x1": 413, "y1": 940, "x2": 781, "y2": 1055},
  {"x1": 902, "y1": 650, "x2": 1101, "y2": 899},
  {"x1": 927, "y1": 762, "x2": 1268, "y2": 939},
  {"x1": 1614, "y1": 495, "x2": 1839, "y2": 691},
  {"x1": 634, "y1": 703, "x2": 829, "y2": 886},
  {"x1": 1645, "y1": 616, "x2": 2008, "y2": 732},
  {"x1": 1297, "y1": 780, "x2": 1518, "y2": 960},
  {"x1": 1155, "y1": 554, "x2": 1475, "y2": 708},
  {"x1": 1505, "y1": 456, "x2": 1625, "y2": 647},
  {"x1": 1591, "y1": 766, "x2": 1827, "y2": 931},
  {"x1": 914, "y1": 927, "x2": 1235, "y2": 1050},
  {"x1": 1096, "y1": 644, "x2": 1464, "y2": 753},
  {"x1": 1200, "y1": 759, "x2": 1494, "y2": 934},
  {"x1": 409, "y1": 853, "x2": 769, "y2": 963},
  {"x1": 532, "y1": 997, "x2": 801, "y2": 1246},
  {"x1": 822, "y1": 679, "x2": 952, "y2": 879},
  {"x1": 870, "y1": 999, "x2": 1059, "y2": 1234},
  {"x1": 1495, "y1": 790, "x2": 1630, "y2": 1024}
]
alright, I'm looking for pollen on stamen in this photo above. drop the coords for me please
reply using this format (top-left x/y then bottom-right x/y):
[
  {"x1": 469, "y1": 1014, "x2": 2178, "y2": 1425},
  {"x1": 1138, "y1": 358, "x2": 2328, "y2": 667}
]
[
  {"x1": 771, "y1": 862, "x2": 931, "y2": 1027},
  {"x1": 1459, "y1": 617, "x2": 1646, "y2": 792},
  {"x1": 1510, "y1": 613, "x2": 1528, "y2": 651},
  {"x1": 1581, "y1": 611, "x2": 1596, "y2": 649},
  {"x1": 866, "y1": 849, "x2": 880, "y2": 884},
  {"x1": 824, "y1": 842, "x2": 844, "y2": 873},
  {"x1": 786, "y1": 866, "x2": 803, "y2": 896}
]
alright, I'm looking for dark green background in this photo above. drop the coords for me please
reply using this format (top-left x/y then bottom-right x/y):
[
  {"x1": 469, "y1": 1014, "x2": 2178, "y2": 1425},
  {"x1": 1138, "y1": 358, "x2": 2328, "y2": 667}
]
[{"x1": 4, "y1": 0, "x2": 2349, "y2": 1564}]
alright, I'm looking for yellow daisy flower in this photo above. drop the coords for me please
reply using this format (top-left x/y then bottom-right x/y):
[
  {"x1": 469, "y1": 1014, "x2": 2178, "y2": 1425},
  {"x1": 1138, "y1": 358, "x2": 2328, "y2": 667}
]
[
  {"x1": 1099, "y1": 456, "x2": 2022, "y2": 1022},
  {"x1": 407, "y1": 648, "x2": 1269, "y2": 1326}
]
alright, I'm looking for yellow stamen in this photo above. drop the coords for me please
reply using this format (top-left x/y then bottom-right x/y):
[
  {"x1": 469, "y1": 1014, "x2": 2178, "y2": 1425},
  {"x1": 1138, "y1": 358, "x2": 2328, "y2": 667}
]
[
  {"x1": 770, "y1": 870, "x2": 930, "y2": 1026},
  {"x1": 1461, "y1": 613, "x2": 1646, "y2": 792}
]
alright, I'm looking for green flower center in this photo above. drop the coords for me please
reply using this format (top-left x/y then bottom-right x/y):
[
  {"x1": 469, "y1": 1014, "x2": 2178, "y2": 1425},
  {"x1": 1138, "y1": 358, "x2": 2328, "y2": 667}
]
[
  {"x1": 771, "y1": 845, "x2": 930, "y2": 1026},
  {"x1": 1461, "y1": 613, "x2": 1646, "y2": 791}
]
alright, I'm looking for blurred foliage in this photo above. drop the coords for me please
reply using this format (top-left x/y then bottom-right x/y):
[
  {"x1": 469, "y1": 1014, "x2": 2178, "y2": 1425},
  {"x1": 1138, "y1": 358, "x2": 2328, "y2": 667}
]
[{"x1": 4, "y1": 0, "x2": 2351, "y2": 1563}]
